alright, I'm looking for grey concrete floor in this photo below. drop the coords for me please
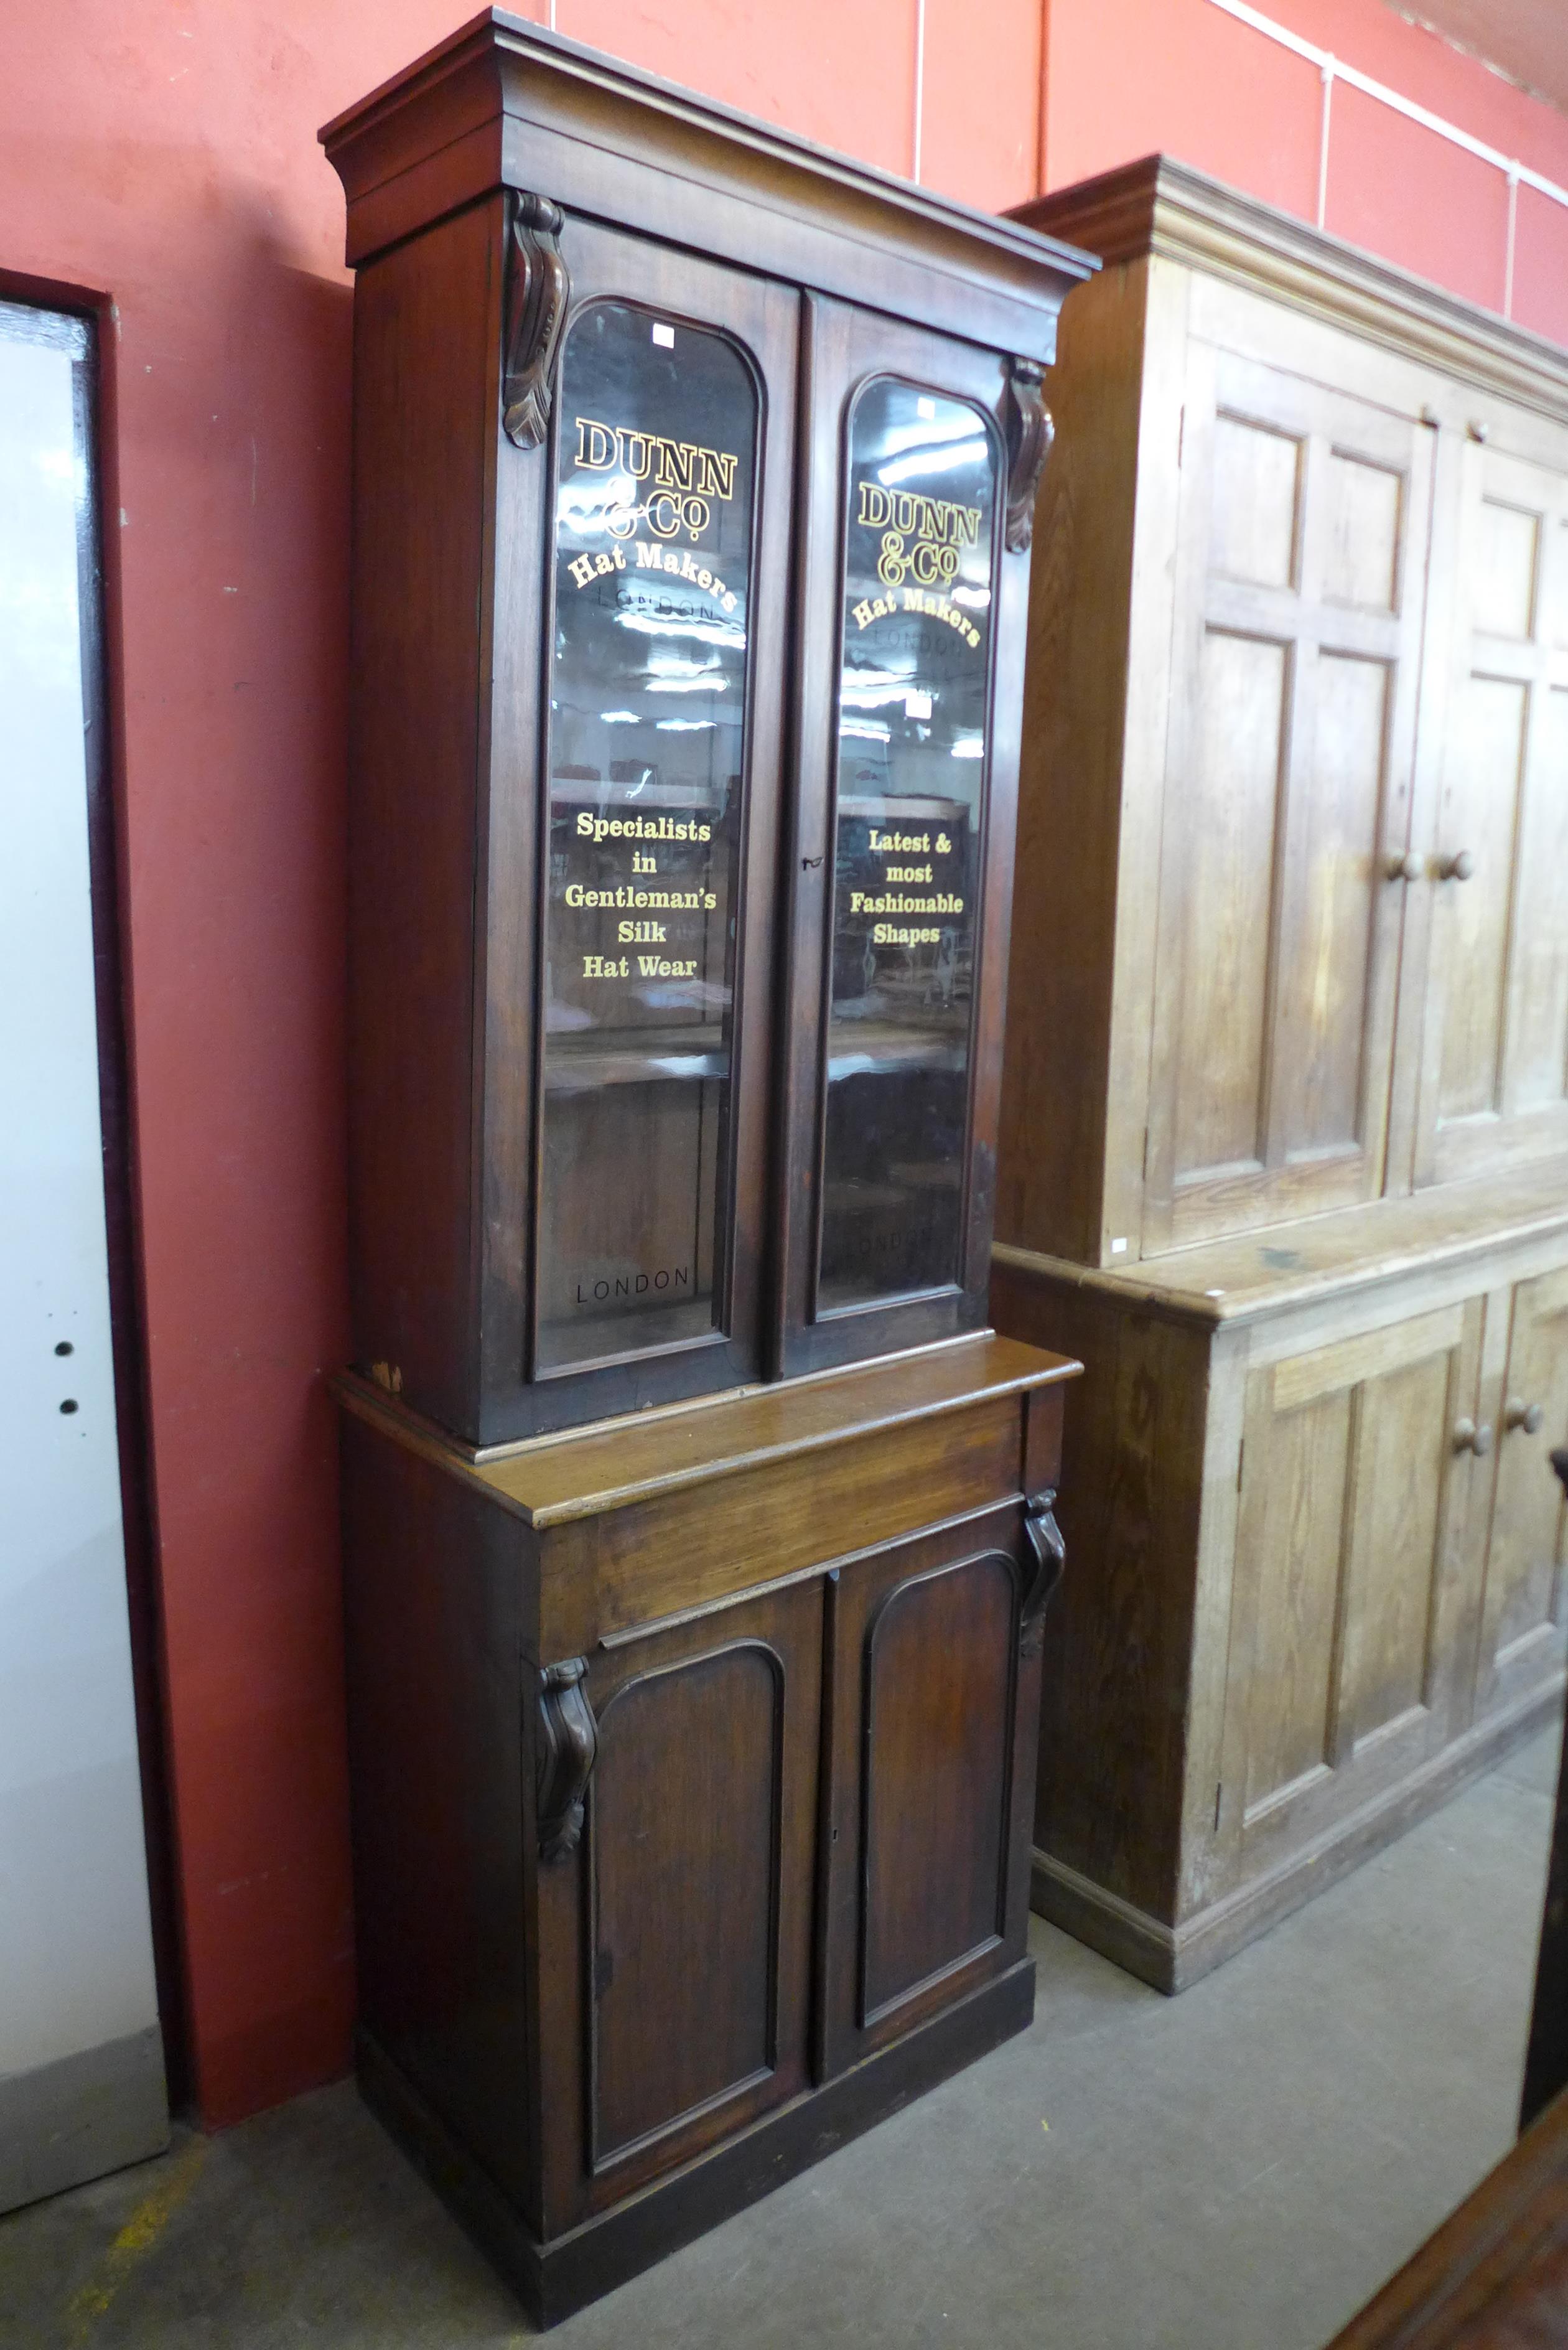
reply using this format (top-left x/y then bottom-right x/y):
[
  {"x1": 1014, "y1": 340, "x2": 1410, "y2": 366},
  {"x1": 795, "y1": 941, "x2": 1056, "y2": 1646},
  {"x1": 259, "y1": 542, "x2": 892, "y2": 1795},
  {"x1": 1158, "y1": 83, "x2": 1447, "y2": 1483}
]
[{"x1": 2, "y1": 1721, "x2": 1559, "y2": 2350}]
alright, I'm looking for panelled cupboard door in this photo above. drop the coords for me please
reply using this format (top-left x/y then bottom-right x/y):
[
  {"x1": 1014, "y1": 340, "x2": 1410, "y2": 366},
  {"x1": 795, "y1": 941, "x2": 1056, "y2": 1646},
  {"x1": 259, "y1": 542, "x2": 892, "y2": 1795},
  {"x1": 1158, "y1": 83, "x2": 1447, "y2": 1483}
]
[
  {"x1": 775, "y1": 298, "x2": 1028, "y2": 1376},
  {"x1": 816, "y1": 1505, "x2": 1037, "y2": 2078},
  {"x1": 1216, "y1": 1301, "x2": 1485, "y2": 1889},
  {"x1": 1472, "y1": 1269, "x2": 1568, "y2": 1721},
  {"x1": 492, "y1": 218, "x2": 799, "y2": 1428},
  {"x1": 537, "y1": 1581, "x2": 822, "y2": 2227},
  {"x1": 1413, "y1": 434, "x2": 1568, "y2": 1189},
  {"x1": 1142, "y1": 344, "x2": 1435, "y2": 1255}
]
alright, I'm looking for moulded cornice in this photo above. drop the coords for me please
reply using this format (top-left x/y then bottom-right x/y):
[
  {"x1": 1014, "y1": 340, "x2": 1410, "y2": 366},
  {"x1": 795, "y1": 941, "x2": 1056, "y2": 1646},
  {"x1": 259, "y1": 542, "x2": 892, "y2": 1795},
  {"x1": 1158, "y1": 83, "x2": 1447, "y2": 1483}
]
[
  {"x1": 321, "y1": 8, "x2": 1094, "y2": 362},
  {"x1": 1011, "y1": 154, "x2": 1568, "y2": 424}
]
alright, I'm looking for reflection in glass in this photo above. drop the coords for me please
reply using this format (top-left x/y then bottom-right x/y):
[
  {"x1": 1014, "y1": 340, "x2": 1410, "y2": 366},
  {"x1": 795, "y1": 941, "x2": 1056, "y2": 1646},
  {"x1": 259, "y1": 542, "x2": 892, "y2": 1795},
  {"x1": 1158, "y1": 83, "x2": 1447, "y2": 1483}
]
[
  {"x1": 817, "y1": 379, "x2": 999, "y2": 1313},
  {"x1": 536, "y1": 302, "x2": 758, "y2": 1372}
]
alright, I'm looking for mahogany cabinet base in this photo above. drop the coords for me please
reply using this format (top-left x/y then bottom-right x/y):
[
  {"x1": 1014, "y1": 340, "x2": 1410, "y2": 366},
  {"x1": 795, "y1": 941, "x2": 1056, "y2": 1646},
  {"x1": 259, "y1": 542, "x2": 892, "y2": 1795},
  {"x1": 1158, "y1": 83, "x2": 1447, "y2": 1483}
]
[
  {"x1": 1032, "y1": 1678, "x2": 1564, "y2": 1996},
  {"x1": 358, "y1": 1959, "x2": 1035, "y2": 2328}
]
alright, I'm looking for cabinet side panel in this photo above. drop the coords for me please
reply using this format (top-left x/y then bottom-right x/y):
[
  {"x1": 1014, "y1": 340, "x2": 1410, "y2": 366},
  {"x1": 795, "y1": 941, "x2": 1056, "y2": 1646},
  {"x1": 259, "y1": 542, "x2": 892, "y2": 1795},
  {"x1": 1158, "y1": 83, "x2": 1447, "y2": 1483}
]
[
  {"x1": 347, "y1": 205, "x2": 498, "y2": 1432},
  {"x1": 340, "y1": 1416, "x2": 536, "y2": 2219},
  {"x1": 997, "y1": 262, "x2": 1150, "y2": 1265},
  {"x1": 993, "y1": 1263, "x2": 1210, "y2": 1920}
]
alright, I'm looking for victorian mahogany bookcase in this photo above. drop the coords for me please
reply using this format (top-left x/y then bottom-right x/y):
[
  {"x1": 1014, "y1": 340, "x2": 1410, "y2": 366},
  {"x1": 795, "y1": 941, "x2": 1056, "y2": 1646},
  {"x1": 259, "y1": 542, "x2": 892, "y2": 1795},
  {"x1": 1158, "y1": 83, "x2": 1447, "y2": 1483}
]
[{"x1": 322, "y1": 13, "x2": 1087, "y2": 2322}]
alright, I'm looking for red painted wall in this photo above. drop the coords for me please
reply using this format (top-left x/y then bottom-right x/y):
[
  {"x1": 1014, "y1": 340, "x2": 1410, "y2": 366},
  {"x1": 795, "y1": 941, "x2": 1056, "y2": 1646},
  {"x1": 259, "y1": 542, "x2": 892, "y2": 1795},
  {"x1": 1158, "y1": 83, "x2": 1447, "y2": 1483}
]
[
  {"x1": 1043, "y1": 0, "x2": 1568, "y2": 341},
  {"x1": 0, "y1": 0, "x2": 1562, "y2": 2129},
  {"x1": 0, "y1": 0, "x2": 1040, "y2": 2132}
]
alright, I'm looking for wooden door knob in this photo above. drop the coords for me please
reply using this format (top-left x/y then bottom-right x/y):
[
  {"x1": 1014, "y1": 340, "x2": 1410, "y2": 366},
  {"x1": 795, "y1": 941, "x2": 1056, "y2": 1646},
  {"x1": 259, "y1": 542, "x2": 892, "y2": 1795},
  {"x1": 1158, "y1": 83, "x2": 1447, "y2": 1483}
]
[
  {"x1": 1386, "y1": 851, "x2": 1422, "y2": 883},
  {"x1": 1454, "y1": 1416, "x2": 1494, "y2": 1456},
  {"x1": 1505, "y1": 1397, "x2": 1545, "y2": 1436},
  {"x1": 1438, "y1": 849, "x2": 1475, "y2": 881}
]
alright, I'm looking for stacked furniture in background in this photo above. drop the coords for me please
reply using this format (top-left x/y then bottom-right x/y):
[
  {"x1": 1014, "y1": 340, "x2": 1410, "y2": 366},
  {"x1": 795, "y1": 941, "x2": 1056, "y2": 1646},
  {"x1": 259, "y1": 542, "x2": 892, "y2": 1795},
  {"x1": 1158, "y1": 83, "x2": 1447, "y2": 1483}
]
[{"x1": 993, "y1": 157, "x2": 1568, "y2": 1992}]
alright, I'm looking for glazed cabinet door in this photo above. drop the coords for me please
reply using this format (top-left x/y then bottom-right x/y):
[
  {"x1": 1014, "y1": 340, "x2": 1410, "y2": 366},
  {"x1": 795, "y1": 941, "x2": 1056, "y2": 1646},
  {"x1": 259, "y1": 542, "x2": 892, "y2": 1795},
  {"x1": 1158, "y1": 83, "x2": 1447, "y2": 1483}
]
[
  {"x1": 1412, "y1": 429, "x2": 1568, "y2": 1189},
  {"x1": 1142, "y1": 345, "x2": 1435, "y2": 1254},
  {"x1": 480, "y1": 216, "x2": 800, "y2": 1438},
  {"x1": 816, "y1": 1502, "x2": 1040, "y2": 2077},
  {"x1": 531, "y1": 1579, "x2": 822, "y2": 2233},
  {"x1": 1216, "y1": 1300, "x2": 1486, "y2": 1887},
  {"x1": 775, "y1": 297, "x2": 1032, "y2": 1375},
  {"x1": 1471, "y1": 1268, "x2": 1568, "y2": 1721}
]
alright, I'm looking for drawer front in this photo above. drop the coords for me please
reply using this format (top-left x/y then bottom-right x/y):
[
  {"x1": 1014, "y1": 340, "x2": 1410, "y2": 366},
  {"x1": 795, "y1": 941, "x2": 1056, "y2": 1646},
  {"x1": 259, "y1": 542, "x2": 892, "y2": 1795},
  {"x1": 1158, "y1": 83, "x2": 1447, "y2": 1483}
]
[{"x1": 539, "y1": 1392, "x2": 1026, "y2": 1653}]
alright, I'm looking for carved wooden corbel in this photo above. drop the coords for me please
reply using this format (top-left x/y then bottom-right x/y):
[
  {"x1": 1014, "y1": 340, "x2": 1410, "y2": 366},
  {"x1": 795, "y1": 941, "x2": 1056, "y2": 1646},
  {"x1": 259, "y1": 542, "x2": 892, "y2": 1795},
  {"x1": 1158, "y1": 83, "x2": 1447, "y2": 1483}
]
[
  {"x1": 1001, "y1": 357, "x2": 1054, "y2": 555},
  {"x1": 1019, "y1": 1487, "x2": 1066, "y2": 1657},
  {"x1": 503, "y1": 190, "x2": 570, "y2": 449},
  {"x1": 536, "y1": 1657, "x2": 597, "y2": 1861}
]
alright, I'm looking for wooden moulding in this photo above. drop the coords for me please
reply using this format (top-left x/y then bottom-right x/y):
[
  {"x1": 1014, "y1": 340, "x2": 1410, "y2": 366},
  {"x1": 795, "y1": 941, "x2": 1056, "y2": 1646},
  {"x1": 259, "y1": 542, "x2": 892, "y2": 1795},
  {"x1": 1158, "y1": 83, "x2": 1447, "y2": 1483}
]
[
  {"x1": 320, "y1": 10, "x2": 1093, "y2": 357},
  {"x1": 1032, "y1": 1678, "x2": 1564, "y2": 1996},
  {"x1": 332, "y1": 1331, "x2": 1078, "y2": 1515},
  {"x1": 993, "y1": 1151, "x2": 1568, "y2": 1337},
  {"x1": 334, "y1": 1332, "x2": 1080, "y2": 1655},
  {"x1": 1011, "y1": 154, "x2": 1568, "y2": 427}
]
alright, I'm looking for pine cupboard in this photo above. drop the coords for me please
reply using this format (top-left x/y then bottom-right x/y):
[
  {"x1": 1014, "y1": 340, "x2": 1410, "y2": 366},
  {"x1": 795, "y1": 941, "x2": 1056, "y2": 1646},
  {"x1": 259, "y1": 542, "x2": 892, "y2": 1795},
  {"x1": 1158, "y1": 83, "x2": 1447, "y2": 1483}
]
[
  {"x1": 998, "y1": 157, "x2": 1568, "y2": 1272},
  {"x1": 993, "y1": 157, "x2": 1568, "y2": 1989},
  {"x1": 995, "y1": 1166, "x2": 1568, "y2": 1991},
  {"x1": 322, "y1": 12, "x2": 1086, "y2": 2323}
]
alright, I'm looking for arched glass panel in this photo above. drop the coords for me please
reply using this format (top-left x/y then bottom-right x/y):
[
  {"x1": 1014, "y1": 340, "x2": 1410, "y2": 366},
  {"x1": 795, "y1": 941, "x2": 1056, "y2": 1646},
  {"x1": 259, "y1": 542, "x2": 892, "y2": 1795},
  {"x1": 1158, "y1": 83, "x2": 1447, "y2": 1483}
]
[
  {"x1": 537, "y1": 301, "x2": 759, "y2": 1372},
  {"x1": 816, "y1": 377, "x2": 999, "y2": 1313}
]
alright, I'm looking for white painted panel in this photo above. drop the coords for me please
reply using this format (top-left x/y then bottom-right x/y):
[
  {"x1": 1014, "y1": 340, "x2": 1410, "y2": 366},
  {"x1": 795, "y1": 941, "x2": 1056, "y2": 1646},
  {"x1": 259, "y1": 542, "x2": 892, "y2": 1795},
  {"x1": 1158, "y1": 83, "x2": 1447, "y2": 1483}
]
[{"x1": 0, "y1": 321, "x2": 164, "y2": 2109}]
